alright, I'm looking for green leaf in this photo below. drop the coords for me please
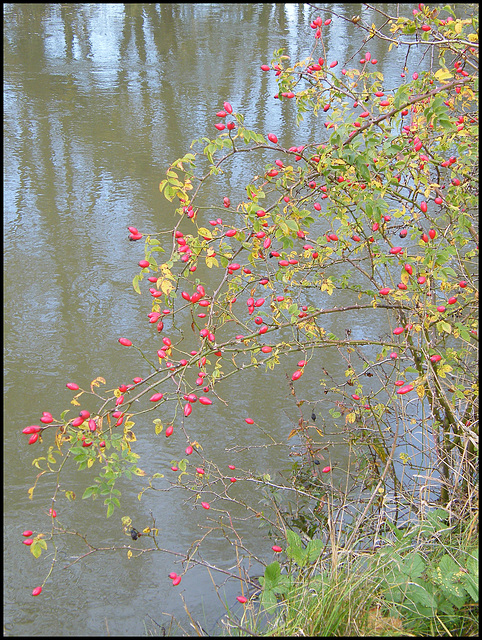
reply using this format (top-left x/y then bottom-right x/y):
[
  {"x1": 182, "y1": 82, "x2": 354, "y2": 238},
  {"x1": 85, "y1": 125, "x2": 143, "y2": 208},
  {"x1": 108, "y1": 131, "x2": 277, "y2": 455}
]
[
  {"x1": 261, "y1": 588, "x2": 278, "y2": 612},
  {"x1": 82, "y1": 486, "x2": 97, "y2": 499},
  {"x1": 406, "y1": 579, "x2": 438, "y2": 610},
  {"x1": 264, "y1": 561, "x2": 281, "y2": 588},
  {"x1": 306, "y1": 538, "x2": 324, "y2": 563},
  {"x1": 30, "y1": 538, "x2": 48, "y2": 559},
  {"x1": 402, "y1": 552, "x2": 425, "y2": 579},
  {"x1": 286, "y1": 529, "x2": 301, "y2": 548}
]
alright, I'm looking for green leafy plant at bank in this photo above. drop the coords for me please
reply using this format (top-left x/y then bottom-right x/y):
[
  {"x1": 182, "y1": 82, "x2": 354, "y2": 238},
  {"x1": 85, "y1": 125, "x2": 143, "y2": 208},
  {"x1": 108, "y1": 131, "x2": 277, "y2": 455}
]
[
  {"x1": 230, "y1": 510, "x2": 478, "y2": 636},
  {"x1": 377, "y1": 509, "x2": 479, "y2": 635}
]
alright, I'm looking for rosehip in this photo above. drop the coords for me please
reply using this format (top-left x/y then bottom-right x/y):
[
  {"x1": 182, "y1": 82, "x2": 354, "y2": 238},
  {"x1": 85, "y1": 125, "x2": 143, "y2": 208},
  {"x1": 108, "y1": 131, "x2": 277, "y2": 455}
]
[
  {"x1": 396, "y1": 384, "x2": 414, "y2": 395},
  {"x1": 23, "y1": 425, "x2": 41, "y2": 434}
]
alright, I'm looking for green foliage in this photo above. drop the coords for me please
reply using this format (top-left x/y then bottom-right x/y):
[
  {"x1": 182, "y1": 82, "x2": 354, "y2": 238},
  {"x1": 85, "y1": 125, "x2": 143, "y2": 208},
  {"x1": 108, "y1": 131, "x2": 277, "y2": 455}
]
[
  {"x1": 20, "y1": 4, "x2": 478, "y2": 635},
  {"x1": 377, "y1": 510, "x2": 479, "y2": 630}
]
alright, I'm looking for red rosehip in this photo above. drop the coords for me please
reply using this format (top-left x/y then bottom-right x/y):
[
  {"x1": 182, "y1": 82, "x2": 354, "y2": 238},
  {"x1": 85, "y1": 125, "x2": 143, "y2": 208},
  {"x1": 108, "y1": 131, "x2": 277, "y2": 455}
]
[
  {"x1": 23, "y1": 425, "x2": 41, "y2": 434},
  {"x1": 396, "y1": 384, "x2": 414, "y2": 395}
]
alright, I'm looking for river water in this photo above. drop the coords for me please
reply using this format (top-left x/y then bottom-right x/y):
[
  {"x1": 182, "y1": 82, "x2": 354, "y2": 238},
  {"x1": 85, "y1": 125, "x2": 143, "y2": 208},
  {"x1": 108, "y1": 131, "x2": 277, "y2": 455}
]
[{"x1": 3, "y1": 3, "x2": 458, "y2": 636}]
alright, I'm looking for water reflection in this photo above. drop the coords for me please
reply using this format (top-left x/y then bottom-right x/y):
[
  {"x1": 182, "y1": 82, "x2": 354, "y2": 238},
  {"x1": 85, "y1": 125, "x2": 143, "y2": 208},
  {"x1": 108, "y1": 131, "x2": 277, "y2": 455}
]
[{"x1": 4, "y1": 3, "x2": 450, "y2": 635}]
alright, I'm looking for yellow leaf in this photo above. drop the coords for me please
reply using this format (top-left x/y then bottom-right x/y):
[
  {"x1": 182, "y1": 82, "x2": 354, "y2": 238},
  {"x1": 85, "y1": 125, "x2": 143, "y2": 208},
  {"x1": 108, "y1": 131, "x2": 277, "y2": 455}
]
[
  {"x1": 70, "y1": 398, "x2": 80, "y2": 406},
  {"x1": 416, "y1": 385, "x2": 425, "y2": 399},
  {"x1": 87, "y1": 457, "x2": 94, "y2": 468},
  {"x1": 28, "y1": 487, "x2": 35, "y2": 500},
  {"x1": 198, "y1": 227, "x2": 212, "y2": 239},
  {"x1": 346, "y1": 412, "x2": 357, "y2": 424},
  {"x1": 127, "y1": 550, "x2": 132, "y2": 559},
  {"x1": 154, "y1": 421, "x2": 164, "y2": 435},
  {"x1": 206, "y1": 256, "x2": 218, "y2": 268},
  {"x1": 401, "y1": 271, "x2": 410, "y2": 285},
  {"x1": 90, "y1": 377, "x2": 106, "y2": 392},
  {"x1": 454, "y1": 20, "x2": 462, "y2": 34},
  {"x1": 437, "y1": 364, "x2": 453, "y2": 378},
  {"x1": 125, "y1": 430, "x2": 136, "y2": 442},
  {"x1": 438, "y1": 320, "x2": 452, "y2": 334},
  {"x1": 160, "y1": 279, "x2": 173, "y2": 296},
  {"x1": 159, "y1": 264, "x2": 175, "y2": 280},
  {"x1": 134, "y1": 467, "x2": 146, "y2": 476},
  {"x1": 320, "y1": 279, "x2": 335, "y2": 295},
  {"x1": 434, "y1": 68, "x2": 453, "y2": 82}
]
